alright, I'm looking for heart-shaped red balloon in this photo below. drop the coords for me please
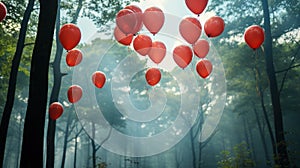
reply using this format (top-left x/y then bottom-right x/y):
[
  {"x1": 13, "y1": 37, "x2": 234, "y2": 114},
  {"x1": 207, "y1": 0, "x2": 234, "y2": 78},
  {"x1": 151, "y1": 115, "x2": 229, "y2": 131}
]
[
  {"x1": 66, "y1": 49, "x2": 83, "y2": 67},
  {"x1": 125, "y1": 5, "x2": 143, "y2": 35},
  {"x1": 196, "y1": 59, "x2": 213, "y2": 78},
  {"x1": 49, "y1": 102, "x2": 64, "y2": 120},
  {"x1": 143, "y1": 7, "x2": 165, "y2": 35},
  {"x1": 193, "y1": 39, "x2": 210, "y2": 58},
  {"x1": 114, "y1": 26, "x2": 133, "y2": 46},
  {"x1": 185, "y1": 0, "x2": 208, "y2": 15},
  {"x1": 116, "y1": 9, "x2": 137, "y2": 35},
  {"x1": 244, "y1": 25, "x2": 265, "y2": 50},
  {"x1": 173, "y1": 45, "x2": 193, "y2": 69},
  {"x1": 145, "y1": 68, "x2": 161, "y2": 86},
  {"x1": 0, "y1": 2, "x2": 7, "y2": 22},
  {"x1": 204, "y1": 16, "x2": 225, "y2": 38},
  {"x1": 148, "y1": 41, "x2": 166, "y2": 64},
  {"x1": 59, "y1": 23, "x2": 81, "y2": 50},
  {"x1": 133, "y1": 34, "x2": 152, "y2": 56},
  {"x1": 67, "y1": 85, "x2": 83, "y2": 103},
  {"x1": 92, "y1": 71, "x2": 106, "y2": 88},
  {"x1": 179, "y1": 17, "x2": 202, "y2": 44}
]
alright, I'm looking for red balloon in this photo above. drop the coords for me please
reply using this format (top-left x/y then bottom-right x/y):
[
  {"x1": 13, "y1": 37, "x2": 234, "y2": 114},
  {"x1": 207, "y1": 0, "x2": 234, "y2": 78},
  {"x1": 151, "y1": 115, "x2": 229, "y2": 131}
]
[
  {"x1": 145, "y1": 68, "x2": 161, "y2": 86},
  {"x1": 193, "y1": 39, "x2": 210, "y2": 58},
  {"x1": 116, "y1": 9, "x2": 137, "y2": 35},
  {"x1": 59, "y1": 23, "x2": 81, "y2": 50},
  {"x1": 185, "y1": 0, "x2": 208, "y2": 15},
  {"x1": 133, "y1": 34, "x2": 152, "y2": 56},
  {"x1": 49, "y1": 102, "x2": 64, "y2": 120},
  {"x1": 196, "y1": 59, "x2": 213, "y2": 78},
  {"x1": 125, "y1": 5, "x2": 143, "y2": 35},
  {"x1": 66, "y1": 49, "x2": 83, "y2": 67},
  {"x1": 179, "y1": 17, "x2": 202, "y2": 44},
  {"x1": 67, "y1": 85, "x2": 82, "y2": 103},
  {"x1": 173, "y1": 45, "x2": 193, "y2": 69},
  {"x1": 244, "y1": 25, "x2": 265, "y2": 50},
  {"x1": 114, "y1": 26, "x2": 133, "y2": 46},
  {"x1": 0, "y1": 2, "x2": 7, "y2": 22},
  {"x1": 143, "y1": 7, "x2": 164, "y2": 35},
  {"x1": 92, "y1": 71, "x2": 106, "y2": 88},
  {"x1": 148, "y1": 41, "x2": 166, "y2": 64},
  {"x1": 204, "y1": 16, "x2": 225, "y2": 38}
]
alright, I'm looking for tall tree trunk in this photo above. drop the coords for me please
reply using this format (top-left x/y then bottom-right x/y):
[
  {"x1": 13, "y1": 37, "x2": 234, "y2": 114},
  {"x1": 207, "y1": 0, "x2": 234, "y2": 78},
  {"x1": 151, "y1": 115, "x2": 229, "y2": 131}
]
[
  {"x1": 0, "y1": 0, "x2": 35, "y2": 166},
  {"x1": 60, "y1": 111, "x2": 72, "y2": 168},
  {"x1": 261, "y1": 0, "x2": 290, "y2": 166},
  {"x1": 20, "y1": 0, "x2": 58, "y2": 167},
  {"x1": 253, "y1": 107, "x2": 271, "y2": 167},
  {"x1": 46, "y1": 0, "x2": 82, "y2": 166},
  {"x1": 46, "y1": 0, "x2": 62, "y2": 167},
  {"x1": 253, "y1": 59, "x2": 278, "y2": 164}
]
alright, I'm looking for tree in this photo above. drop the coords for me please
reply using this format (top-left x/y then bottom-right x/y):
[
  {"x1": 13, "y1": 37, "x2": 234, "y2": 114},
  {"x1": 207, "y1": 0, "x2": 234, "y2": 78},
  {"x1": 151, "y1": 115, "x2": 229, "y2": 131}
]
[
  {"x1": 47, "y1": 0, "x2": 142, "y2": 167},
  {"x1": 20, "y1": 0, "x2": 58, "y2": 167},
  {"x1": 261, "y1": 0, "x2": 289, "y2": 166},
  {"x1": 207, "y1": 0, "x2": 300, "y2": 166},
  {"x1": 0, "y1": 0, "x2": 35, "y2": 166}
]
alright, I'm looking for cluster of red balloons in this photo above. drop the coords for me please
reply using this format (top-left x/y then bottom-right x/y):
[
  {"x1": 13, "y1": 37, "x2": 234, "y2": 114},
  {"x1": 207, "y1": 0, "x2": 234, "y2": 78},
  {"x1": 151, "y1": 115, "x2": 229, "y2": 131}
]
[
  {"x1": 115, "y1": 5, "x2": 164, "y2": 37},
  {"x1": 184, "y1": 0, "x2": 225, "y2": 38},
  {"x1": 113, "y1": 2, "x2": 226, "y2": 85},
  {"x1": 0, "y1": 2, "x2": 7, "y2": 22},
  {"x1": 172, "y1": 40, "x2": 212, "y2": 79},
  {"x1": 114, "y1": 5, "x2": 166, "y2": 66},
  {"x1": 244, "y1": 25, "x2": 265, "y2": 50},
  {"x1": 114, "y1": 5, "x2": 166, "y2": 86},
  {"x1": 171, "y1": 1, "x2": 225, "y2": 79}
]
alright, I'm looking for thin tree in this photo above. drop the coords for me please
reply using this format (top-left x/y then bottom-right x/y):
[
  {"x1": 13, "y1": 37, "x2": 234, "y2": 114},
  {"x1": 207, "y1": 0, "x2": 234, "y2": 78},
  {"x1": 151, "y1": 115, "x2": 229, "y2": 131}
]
[
  {"x1": 46, "y1": 0, "x2": 83, "y2": 166},
  {"x1": 0, "y1": 0, "x2": 35, "y2": 166},
  {"x1": 261, "y1": 0, "x2": 290, "y2": 166},
  {"x1": 20, "y1": 0, "x2": 58, "y2": 167}
]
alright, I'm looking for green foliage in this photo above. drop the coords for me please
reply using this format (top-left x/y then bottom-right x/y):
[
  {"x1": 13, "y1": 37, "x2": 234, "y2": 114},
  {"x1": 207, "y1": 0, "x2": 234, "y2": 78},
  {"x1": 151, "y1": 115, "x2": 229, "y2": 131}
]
[
  {"x1": 217, "y1": 142, "x2": 255, "y2": 168},
  {"x1": 60, "y1": 0, "x2": 140, "y2": 32},
  {"x1": 207, "y1": 0, "x2": 300, "y2": 42},
  {"x1": 1, "y1": 0, "x2": 39, "y2": 36}
]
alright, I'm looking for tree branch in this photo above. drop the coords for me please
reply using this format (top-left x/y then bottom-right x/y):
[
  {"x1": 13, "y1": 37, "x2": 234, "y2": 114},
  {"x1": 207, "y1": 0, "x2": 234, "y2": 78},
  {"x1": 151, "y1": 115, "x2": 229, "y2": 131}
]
[
  {"x1": 278, "y1": 45, "x2": 300, "y2": 94},
  {"x1": 276, "y1": 64, "x2": 300, "y2": 74}
]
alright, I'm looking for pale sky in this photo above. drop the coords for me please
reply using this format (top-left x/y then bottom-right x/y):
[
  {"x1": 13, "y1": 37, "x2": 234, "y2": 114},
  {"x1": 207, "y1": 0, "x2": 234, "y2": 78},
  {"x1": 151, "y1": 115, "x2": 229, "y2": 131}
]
[
  {"x1": 76, "y1": 0, "x2": 216, "y2": 71},
  {"x1": 77, "y1": 0, "x2": 215, "y2": 43}
]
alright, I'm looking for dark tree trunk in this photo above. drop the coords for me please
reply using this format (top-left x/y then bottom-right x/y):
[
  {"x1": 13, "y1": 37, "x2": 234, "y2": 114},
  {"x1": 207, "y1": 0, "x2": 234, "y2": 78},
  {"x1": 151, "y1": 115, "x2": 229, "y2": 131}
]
[
  {"x1": 0, "y1": 0, "x2": 35, "y2": 166},
  {"x1": 261, "y1": 0, "x2": 290, "y2": 166},
  {"x1": 253, "y1": 59, "x2": 278, "y2": 164},
  {"x1": 46, "y1": 0, "x2": 82, "y2": 166},
  {"x1": 60, "y1": 111, "x2": 72, "y2": 168},
  {"x1": 46, "y1": 0, "x2": 63, "y2": 167},
  {"x1": 20, "y1": 0, "x2": 57, "y2": 167}
]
